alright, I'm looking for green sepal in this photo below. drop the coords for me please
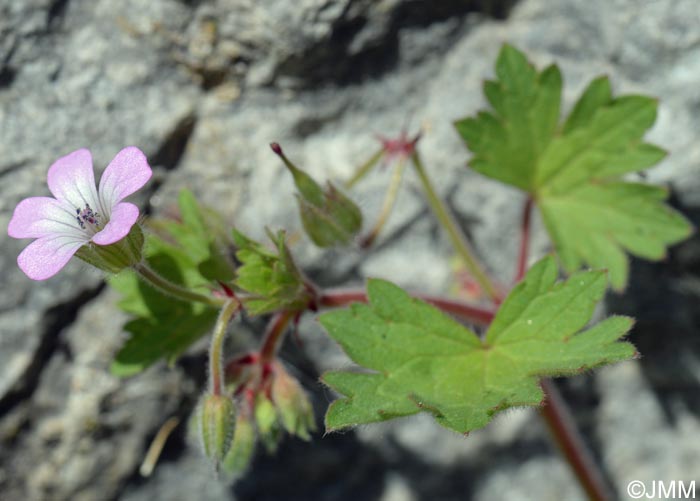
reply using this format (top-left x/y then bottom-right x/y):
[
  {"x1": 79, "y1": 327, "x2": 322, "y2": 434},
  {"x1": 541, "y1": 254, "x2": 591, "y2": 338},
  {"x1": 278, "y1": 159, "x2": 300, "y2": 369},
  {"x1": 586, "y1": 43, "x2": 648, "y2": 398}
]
[
  {"x1": 296, "y1": 182, "x2": 363, "y2": 247},
  {"x1": 197, "y1": 393, "x2": 236, "y2": 463},
  {"x1": 270, "y1": 362, "x2": 316, "y2": 441},
  {"x1": 280, "y1": 152, "x2": 362, "y2": 247},
  {"x1": 222, "y1": 410, "x2": 257, "y2": 475},
  {"x1": 254, "y1": 394, "x2": 283, "y2": 453},
  {"x1": 232, "y1": 228, "x2": 310, "y2": 315},
  {"x1": 75, "y1": 223, "x2": 144, "y2": 273}
]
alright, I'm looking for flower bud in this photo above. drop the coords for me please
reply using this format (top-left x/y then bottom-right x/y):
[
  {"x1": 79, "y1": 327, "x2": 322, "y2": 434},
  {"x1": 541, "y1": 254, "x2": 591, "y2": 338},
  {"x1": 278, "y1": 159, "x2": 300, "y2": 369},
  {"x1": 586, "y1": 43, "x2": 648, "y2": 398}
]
[
  {"x1": 222, "y1": 408, "x2": 257, "y2": 475},
  {"x1": 75, "y1": 223, "x2": 145, "y2": 273},
  {"x1": 254, "y1": 393, "x2": 282, "y2": 453},
  {"x1": 296, "y1": 182, "x2": 362, "y2": 247},
  {"x1": 196, "y1": 393, "x2": 236, "y2": 463},
  {"x1": 271, "y1": 142, "x2": 362, "y2": 247},
  {"x1": 270, "y1": 362, "x2": 316, "y2": 440}
]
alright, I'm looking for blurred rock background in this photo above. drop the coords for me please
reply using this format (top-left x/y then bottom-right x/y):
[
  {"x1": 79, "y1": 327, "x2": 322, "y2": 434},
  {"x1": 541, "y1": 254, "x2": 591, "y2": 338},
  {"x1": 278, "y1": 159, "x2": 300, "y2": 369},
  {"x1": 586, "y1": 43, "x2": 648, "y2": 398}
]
[{"x1": 1, "y1": 0, "x2": 699, "y2": 500}]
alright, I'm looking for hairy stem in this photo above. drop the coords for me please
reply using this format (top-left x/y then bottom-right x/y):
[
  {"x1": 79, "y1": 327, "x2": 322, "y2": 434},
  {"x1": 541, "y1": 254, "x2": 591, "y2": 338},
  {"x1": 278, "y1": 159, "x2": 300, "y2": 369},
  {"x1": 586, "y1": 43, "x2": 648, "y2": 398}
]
[
  {"x1": 209, "y1": 299, "x2": 240, "y2": 395},
  {"x1": 539, "y1": 379, "x2": 614, "y2": 501},
  {"x1": 516, "y1": 197, "x2": 534, "y2": 282},
  {"x1": 259, "y1": 311, "x2": 295, "y2": 363},
  {"x1": 133, "y1": 262, "x2": 225, "y2": 307},
  {"x1": 410, "y1": 152, "x2": 502, "y2": 303}
]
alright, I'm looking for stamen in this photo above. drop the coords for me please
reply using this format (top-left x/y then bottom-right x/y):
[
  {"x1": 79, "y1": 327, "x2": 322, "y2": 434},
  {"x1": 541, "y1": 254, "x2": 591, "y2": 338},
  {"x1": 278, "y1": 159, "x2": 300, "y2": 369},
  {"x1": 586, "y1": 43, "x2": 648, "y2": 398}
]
[{"x1": 75, "y1": 203, "x2": 101, "y2": 230}]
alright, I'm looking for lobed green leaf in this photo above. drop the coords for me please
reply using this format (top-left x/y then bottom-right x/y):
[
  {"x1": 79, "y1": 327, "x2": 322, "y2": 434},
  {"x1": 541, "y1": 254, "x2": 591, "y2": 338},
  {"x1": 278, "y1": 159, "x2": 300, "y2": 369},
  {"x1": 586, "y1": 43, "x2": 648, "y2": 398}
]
[
  {"x1": 321, "y1": 257, "x2": 635, "y2": 434},
  {"x1": 455, "y1": 45, "x2": 692, "y2": 288}
]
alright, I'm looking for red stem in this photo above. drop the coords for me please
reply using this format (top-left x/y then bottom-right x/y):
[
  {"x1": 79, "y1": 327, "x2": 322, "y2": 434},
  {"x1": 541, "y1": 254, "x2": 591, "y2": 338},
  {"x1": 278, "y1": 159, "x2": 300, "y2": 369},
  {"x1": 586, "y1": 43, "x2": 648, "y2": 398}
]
[
  {"x1": 514, "y1": 198, "x2": 612, "y2": 499},
  {"x1": 259, "y1": 311, "x2": 295, "y2": 363},
  {"x1": 516, "y1": 197, "x2": 533, "y2": 282},
  {"x1": 319, "y1": 288, "x2": 495, "y2": 326},
  {"x1": 539, "y1": 379, "x2": 614, "y2": 501}
]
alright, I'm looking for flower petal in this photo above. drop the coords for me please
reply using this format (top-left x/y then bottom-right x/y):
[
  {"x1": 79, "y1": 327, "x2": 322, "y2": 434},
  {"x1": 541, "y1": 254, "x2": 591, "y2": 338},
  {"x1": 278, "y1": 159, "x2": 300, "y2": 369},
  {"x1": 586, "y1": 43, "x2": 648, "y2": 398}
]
[
  {"x1": 17, "y1": 234, "x2": 86, "y2": 280},
  {"x1": 8, "y1": 196, "x2": 85, "y2": 239},
  {"x1": 47, "y1": 149, "x2": 101, "y2": 211},
  {"x1": 91, "y1": 202, "x2": 139, "y2": 245},
  {"x1": 98, "y1": 147, "x2": 152, "y2": 210}
]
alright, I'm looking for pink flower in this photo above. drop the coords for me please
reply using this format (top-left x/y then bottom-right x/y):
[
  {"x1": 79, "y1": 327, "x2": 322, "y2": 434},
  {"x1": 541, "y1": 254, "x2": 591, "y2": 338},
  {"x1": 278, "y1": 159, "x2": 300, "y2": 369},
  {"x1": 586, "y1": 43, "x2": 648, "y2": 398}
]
[{"x1": 8, "y1": 147, "x2": 152, "y2": 280}]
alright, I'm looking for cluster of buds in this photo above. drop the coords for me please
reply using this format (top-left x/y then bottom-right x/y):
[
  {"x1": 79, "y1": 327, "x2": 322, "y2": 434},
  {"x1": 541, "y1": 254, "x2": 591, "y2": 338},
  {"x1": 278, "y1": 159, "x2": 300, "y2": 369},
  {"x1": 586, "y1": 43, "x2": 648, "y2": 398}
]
[{"x1": 195, "y1": 354, "x2": 316, "y2": 475}]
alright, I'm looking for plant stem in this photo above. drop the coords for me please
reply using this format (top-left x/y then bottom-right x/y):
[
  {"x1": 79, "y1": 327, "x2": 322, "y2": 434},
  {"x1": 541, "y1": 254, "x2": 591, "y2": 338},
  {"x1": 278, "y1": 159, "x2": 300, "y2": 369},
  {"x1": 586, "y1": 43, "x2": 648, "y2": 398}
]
[
  {"x1": 209, "y1": 299, "x2": 240, "y2": 395},
  {"x1": 361, "y1": 157, "x2": 407, "y2": 247},
  {"x1": 259, "y1": 311, "x2": 295, "y2": 363},
  {"x1": 410, "y1": 152, "x2": 502, "y2": 304},
  {"x1": 539, "y1": 379, "x2": 614, "y2": 501},
  {"x1": 319, "y1": 287, "x2": 495, "y2": 326},
  {"x1": 344, "y1": 148, "x2": 385, "y2": 189},
  {"x1": 516, "y1": 197, "x2": 534, "y2": 282},
  {"x1": 133, "y1": 262, "x2": 225, "y2": 307}
]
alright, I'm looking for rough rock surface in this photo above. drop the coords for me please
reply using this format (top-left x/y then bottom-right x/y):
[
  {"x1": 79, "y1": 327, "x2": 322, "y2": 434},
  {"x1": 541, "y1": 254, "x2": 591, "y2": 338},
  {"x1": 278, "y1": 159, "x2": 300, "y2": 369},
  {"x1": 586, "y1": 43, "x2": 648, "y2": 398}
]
[{"x1": 1, "y1": 0, "x2": 699, "y2": 500}]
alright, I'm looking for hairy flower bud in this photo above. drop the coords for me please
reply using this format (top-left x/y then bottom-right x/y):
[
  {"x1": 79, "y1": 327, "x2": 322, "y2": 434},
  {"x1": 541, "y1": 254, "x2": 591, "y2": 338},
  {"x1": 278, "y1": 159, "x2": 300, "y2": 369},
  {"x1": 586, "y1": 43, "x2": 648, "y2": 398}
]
[
  {"x1": 297, "y1": 182, "x2": 362, "y2": 248},
  {"x1": 196, "y1": 393, "x2": 236, "y2": 463},
  {"x1": 254, "y1": 393, "x2": 283, "y2": 453},
  {"x1": 270, "y1": 362, "x2": 316, "y2": 440},
  {"x1": 222, "y1": 408, "x2": 257, "y2": 475},
  {"x1": 271, "y1": 142, "x2": 362, "y2": 247}
]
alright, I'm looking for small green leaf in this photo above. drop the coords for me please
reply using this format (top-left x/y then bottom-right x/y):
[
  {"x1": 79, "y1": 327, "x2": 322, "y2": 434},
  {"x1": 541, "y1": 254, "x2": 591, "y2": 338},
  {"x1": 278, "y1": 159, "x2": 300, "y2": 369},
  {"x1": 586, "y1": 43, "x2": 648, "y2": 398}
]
[
  {"x1": 111, "y1": 306, "x2": 217, "y2": 377},
  {"x1": 455, "y1": 45, "x2": 692, "y2": 288},
  {"x1": 320, "y1": 257, "x2": 634, "y2": 434},
  {"x1": 232, "y1": 229, "x2": 310, "y2": 315},
  {"x1": 109, "y1": 233, "x2": 219, "y2": 376},
  {"x1": 150, "y1": 189, "x2": 235, "y2": 283}
]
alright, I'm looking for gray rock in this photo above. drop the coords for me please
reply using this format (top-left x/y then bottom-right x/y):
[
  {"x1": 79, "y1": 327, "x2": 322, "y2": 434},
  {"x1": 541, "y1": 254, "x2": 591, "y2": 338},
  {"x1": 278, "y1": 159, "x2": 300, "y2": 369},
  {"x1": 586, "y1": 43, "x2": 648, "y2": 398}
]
[{"x1": 0, "y1": 291, "x2": 187, "y2": 501}]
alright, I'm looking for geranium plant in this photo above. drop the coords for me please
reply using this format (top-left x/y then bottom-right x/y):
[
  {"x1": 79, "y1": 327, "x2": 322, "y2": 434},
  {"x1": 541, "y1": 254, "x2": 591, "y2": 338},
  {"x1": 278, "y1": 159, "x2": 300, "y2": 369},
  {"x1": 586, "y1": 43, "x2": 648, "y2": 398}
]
[{"x1": 8, "y1": 45, "x2": 692, "y2": 500}]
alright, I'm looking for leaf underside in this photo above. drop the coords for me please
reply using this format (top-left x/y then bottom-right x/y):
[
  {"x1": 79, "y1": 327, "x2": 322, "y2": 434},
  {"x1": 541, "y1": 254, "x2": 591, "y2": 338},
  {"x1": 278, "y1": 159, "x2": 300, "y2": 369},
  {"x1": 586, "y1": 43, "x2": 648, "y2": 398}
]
[
  {"x1": 455, "y1": 44, "x2": 692, "y2": 289},
  {"x1": 321, "y1": 257, "x2": 635, "y2": 434}
]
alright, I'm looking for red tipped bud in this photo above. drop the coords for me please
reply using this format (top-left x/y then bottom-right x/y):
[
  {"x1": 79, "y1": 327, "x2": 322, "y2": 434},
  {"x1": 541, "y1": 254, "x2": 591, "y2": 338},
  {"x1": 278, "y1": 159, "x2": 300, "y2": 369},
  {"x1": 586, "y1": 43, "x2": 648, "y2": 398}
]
[{"x1": 270, "y1": 142, "x2": 283, "y2": 155}]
